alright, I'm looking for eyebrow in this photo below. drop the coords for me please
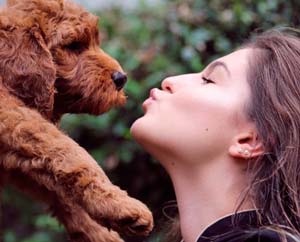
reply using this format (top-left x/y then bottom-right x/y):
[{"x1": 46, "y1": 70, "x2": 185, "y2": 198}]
[{"x1": 206, "y1": 61, "x2": 231, "y2": 77}]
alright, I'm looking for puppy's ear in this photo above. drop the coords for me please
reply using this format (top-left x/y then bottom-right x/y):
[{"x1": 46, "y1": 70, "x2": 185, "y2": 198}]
[{"x1": 0, "y1": 23, "x2": 56, "y2": 120}]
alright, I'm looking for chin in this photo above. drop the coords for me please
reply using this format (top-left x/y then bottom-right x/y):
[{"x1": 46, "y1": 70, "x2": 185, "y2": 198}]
[
  {"x1": 131, "y1": 116, "x2": 161, "y2": 147},
  {"x1": 130, "y1": 117, "x2": 145, "y2": 141},
  {"x1": 131, "y1": 116, "x2": 158, "y2": 147},
  {"x1": 131, "y1": 118, "x2": 174, "y2": 171}
]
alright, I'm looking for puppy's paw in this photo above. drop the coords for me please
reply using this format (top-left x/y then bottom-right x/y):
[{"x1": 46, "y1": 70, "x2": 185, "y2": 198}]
[
  {"x1": 108, "y1": 198, "x2": 154, "y2": 236},
  {"x1": 82, "y1": 185, "x2": 154, "y2": 236}
]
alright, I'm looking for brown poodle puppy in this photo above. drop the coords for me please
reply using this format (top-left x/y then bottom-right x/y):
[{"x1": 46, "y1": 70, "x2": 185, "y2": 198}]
[{"x1": 0, "y1": 0, "x2": 153, "y2": 241}]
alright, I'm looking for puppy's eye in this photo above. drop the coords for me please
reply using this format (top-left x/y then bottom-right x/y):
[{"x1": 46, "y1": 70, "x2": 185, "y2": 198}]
[{"x1": 64, "y1": 41, "x2": 87, "y2": 53}]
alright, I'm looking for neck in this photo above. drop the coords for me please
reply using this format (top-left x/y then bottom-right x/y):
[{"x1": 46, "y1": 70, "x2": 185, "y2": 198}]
[{"x1": 166, "y1": 157, "x2": 252, "y2": 242}]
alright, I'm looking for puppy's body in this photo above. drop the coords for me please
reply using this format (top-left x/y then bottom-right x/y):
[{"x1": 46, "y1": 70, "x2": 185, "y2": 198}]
[{"x1": 0, "y1": 0, "x2": 153, "y2": 241}]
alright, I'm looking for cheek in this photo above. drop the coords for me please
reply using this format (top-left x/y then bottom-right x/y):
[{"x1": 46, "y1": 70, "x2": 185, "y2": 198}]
[
  {"x1": 165, "y1": 94, "x2": 240, "y2": 154},
  {"x1": 133, "y1": 94, "x2": 237, "y2": 153},
  {"x1": 169, "y1": 92, "x2": 235, "y2": 131}
]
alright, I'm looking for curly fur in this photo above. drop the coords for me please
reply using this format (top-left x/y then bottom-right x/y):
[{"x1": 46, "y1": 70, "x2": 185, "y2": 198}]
[{"x1": 0, "y1": 0, "x2": 153, "y2": 241}]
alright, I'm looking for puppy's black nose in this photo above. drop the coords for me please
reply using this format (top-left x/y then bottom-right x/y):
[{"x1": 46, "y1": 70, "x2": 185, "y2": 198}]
[{"x1": 112, "y1": 72, "x2": 127, "y2": 91}]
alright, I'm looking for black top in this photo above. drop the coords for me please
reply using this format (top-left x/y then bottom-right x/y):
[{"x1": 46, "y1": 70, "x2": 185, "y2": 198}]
[{"x1": 192, "y1": 210, "x2": 296, "y2": 242}]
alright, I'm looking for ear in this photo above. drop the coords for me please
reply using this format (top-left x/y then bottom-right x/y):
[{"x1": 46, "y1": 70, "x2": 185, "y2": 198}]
[
  {"x1": 228, "y1": 132, "x2": 264, "y2": 159},
  {"x1": 0, "y1": 23, "x2": 56, "y2": 120}
]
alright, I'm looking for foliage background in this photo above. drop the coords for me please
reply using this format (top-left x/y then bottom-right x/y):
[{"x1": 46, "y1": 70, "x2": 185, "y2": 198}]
[{"x1": 2, "y1": 0, "x2": 300, "y2": 241}]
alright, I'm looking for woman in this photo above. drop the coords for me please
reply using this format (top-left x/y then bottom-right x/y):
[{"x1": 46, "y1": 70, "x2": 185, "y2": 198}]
[{"x1": 130, "y1": 29, "x2": 300, "y2": 242}]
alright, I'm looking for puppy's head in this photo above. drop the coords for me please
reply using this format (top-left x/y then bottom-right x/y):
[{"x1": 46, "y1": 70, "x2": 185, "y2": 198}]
[{"x1": 0, "y1": 0, "x2": 127, "y2": 121}]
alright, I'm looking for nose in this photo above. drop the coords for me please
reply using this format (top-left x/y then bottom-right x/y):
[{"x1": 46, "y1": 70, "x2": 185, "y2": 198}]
[
  {"x1": 161, "y1": 77, "x2": 174, "y2": 93},
  {"x1": 112, "y1": 71, "x2": 127, "y2": 91}
]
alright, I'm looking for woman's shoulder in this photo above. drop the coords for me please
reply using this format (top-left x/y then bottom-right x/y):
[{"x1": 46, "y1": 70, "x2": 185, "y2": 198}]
[
  {"x1": 243, "y1": 229, "x2": 298, "y2": 242},
  {"x1": 198, "y1": 228, "x2": 299, "y2": 242},
  {"x1": 196, "y1": 211, "x2": 299, "y2": 242}
]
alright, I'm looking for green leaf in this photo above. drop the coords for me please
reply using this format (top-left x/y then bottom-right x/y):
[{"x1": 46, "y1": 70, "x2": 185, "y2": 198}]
[
  {"x1": 4, "y1": 230, "x2": 17, "y2": 242},
  {"x1": 34, "y1": 215, "x2": 64, "y2": 232}
]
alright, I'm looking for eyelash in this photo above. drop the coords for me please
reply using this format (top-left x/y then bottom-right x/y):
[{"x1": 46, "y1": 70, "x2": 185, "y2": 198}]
[{"x1": 202, "y1": 76, "x2": 214, "y2": 84}]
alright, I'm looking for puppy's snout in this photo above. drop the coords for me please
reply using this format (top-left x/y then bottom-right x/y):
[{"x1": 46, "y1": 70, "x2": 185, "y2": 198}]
[{"x1": 112, "y1": 72, "x2": 127, "y2": 91}]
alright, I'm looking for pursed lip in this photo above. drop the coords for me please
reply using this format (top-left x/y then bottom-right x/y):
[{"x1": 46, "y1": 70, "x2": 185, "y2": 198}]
[
  {"x1": 149, "y1": 88, "x2": 157, "y2": 100},
  {"x1": 142, "y1": 88, "x2": 158, "y2": 111}
]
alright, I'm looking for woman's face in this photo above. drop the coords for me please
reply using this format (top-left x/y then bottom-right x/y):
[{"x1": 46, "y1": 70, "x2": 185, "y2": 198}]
[{"x1": 131, "y1": 49, "x2": 254, "y2": 166}]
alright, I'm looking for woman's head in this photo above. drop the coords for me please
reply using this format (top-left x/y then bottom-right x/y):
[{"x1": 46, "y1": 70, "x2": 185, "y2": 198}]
[
  {"x1": 131, "y1": 48, "x2": 261, "y2": 170},
  {"x1": 131, "y1": 28, "x2": 300, "y2": 236}
]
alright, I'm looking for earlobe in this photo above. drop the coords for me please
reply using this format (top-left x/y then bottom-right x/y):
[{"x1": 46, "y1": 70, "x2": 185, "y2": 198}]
[{"x1": 228, "y1": 132, "x2": 264, "y2": 159}]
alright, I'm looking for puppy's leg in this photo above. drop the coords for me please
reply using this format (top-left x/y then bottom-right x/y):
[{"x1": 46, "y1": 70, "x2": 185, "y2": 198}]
[
  {"x1": 5, "y1": 171, "x2": 123, "y2": 242},
  {"x1": 52, "y1": 200, "x2": 124, "y2": 242},
  {"x1": 0, "y1": 94, "x2": 153, "y2": 236}
]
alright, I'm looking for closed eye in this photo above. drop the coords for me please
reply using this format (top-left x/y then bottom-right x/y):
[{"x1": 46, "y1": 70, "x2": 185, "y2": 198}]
[{"x1": 202, "y1": 76, "x2": 215, "y2": 84}]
